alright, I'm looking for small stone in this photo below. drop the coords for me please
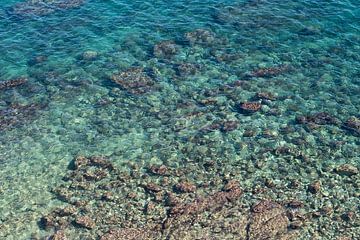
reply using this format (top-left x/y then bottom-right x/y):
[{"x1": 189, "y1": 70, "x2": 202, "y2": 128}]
[
  {"x1": 335, "y1": 164, "x2": 358, "y2": 176},
  {"x1": 308, "y1": 181, "x2": 321, "y2": 194},
  {"x1": 75, "y1": 216, "x2": 96, "y2": 229}
]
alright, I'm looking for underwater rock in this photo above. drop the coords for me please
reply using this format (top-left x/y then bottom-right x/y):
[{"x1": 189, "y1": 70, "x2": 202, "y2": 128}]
[
  {"x1": 238, "y1": 102, "x2": 262, "y2": 114},
  {"x1": 296, "y1": 112, "x2": 339, "y2": 125},
  {"x1": 175, "y1": 62, "x2": 199, "y2": 76},
  {"x1": 110, "y1": 67, "x2": 155, "y2": 94},
  {"x1": 185, "y1": 29, "x2": 216, "y2": 46},
  {"x1": 174, "y1": 181, "x2": 196, "y2": 193},
  {"x1": 153, "y1": 40, "x2": 178, "y2": 59},
  {"x1": 82, "y1": 50, "x2": 99, "y2": 60},
  {"x1": 342, "y1": 116, "x2": 360, "y2": 135},
  {"x1": 75, "y1": 216, "x2": 96, "y2": 229},
  {"x1": 100, "y1": 228, "x2": 155, "y2": 240},
  {"x1": 308, "y1": 181, "x2": 321, "y2": 194},
  {"x1": 0, "y1": 103, "x2": 46, "y2": 131},
  {"x1": 248, "y1": 200, "x2": 291, "y2": 240},
  {"x1": 250, "y1": 65, "x2": 289, "y2": 78},
  {"x1": 46, "y1": 230, "x2": 68, "y2": 240},
  {"x1": 335, "y1": 164, "x2": 358, "y2": 176},
  {"x1": 148, "y1": 165, "x2": 168, "y2": 176},
  {"x1": 255, "y1": 92, "x2": 277, "y2": 101},
  {"x1": 220, "y1": 120, "x2": 239, "y2": 132},
  {"x1": 9, "y1": 0, "x2": 85, "y2": 17},
  {"x1": 0, "y1": 77, "x2": 27, "y2": 90},
  {"x1": 28, "y1": 55, "x2": 47, "y2": 66}
]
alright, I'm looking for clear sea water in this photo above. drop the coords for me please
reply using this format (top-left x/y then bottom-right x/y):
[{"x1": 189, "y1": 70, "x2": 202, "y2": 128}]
[{"x1": 0, "y1": 0, "x2": 359, "y2": 239}]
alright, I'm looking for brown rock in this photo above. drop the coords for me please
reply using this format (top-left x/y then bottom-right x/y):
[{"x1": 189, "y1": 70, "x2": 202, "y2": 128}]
[
  {"x1": 47, "y1": 230, "x2": 68, "y2": 240},
  {"x1": 148, "y1": 165, "x2": 168, "y2": 176},
  {"x1": 0, "y1": 77, "x2": 28, "y2": 90},
  {"x1": 153, "y1": 40, "x2": 178, "y2": 58},
  {"x1": 75, "y1": 216, "x2": 96, "y2": 229},
  {"x1": 335, "y1": 164, "x2": 358, "y2": 176},
  {"x1": 144, "y1": 182, "x2": 162, "y2": 193},
  {"x1": 308, "y1": 181, "x2": 321, "y2": 194},
  {"x1": 174, "y1": 181, "x2": 196, "y2": 193},
  {"x1": 248, "y1": 200, "x2": 290, "y2": 240},
  {"x1": 110, "y1": 67, "x2": 155, "y2": 94},
  {"x1": 239, "y1": 102, "x2": 262, "y2": 114}
]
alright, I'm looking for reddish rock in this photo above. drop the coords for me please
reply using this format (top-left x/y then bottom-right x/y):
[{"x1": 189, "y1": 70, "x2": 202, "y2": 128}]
[
  {"x1": 239, "y1": 102, "x2": 262, "y2": 114},
  {"x1": 47, "y1": 230, "x2": 68, "y2": 240},
  {"x1": 251, "y1": 65, "x2": 289, "y2": 78},
  {"x1": 0, "y1": 77, "x2": 27, "y2": 90},
  {"x1": 100, "y1": 228, "x2": 154, "y2": 240},
  {"x1": 223, "y1": 180, "x2": 240, "y2": 192},
  {"x1": 110, "y1": 67, "x2": 155, "y2": 94},
  {"x1": 148, "y1": 165, "x2": 168, "y2": 176},
  {"x1": 174, "y1": 181, "x2": 196, "y2": 193},
  {"x1": 75, "y1": 216, "x2": 96, "y2": 229},
  {"x1": 335, "y1": 164, "x2": 358, "y2": 176},
  {"x1": 144, "y1": 182, "x2": 162, "y2": 193}
]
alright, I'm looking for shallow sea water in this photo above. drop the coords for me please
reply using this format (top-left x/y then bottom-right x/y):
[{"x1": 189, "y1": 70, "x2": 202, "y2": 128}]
[{"x1": 0, "y1": 0, "x2": 359, "y2": 239}]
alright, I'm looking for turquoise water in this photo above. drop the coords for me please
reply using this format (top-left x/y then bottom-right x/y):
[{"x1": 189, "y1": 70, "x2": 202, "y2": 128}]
[{"x1": 0, "y1": 0, "x2": 359, "y2": 239}]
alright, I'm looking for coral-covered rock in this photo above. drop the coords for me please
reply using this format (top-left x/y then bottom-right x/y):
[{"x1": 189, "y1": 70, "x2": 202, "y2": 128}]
[
  {"x1": 153, "y1": 40, "x2": 178, "y2": 59},
  {"x1": 255, "y1": 92, "x2": 277, "y2": 101},
  {"x1": 75, "y1": 216, "x2": 96, "y2": 229},
  {"x1": 0, "y1": 103, "x2": 46, "y2": 131},
  {"x1": 175, "y1": 62, "x2": 199, "y2": 76},
  {"x1": 335, "y1": 164, "x2": 358, "y2": 176},
  {"x1": 250, "y1": 65, "x2": 289, "y2": 78},
  {"x1": 248, "y1": 200, "x2": 290, "y2": 240},
  {"x1": 110, "y1": 67, "x2": 155, "y2": 94},
  {"x1": 296, "y1": 112, "x2": 339, "y2": 125},
  {"x1": 342, "y1": 116, "x2": 360, "y2": 135},
  {"x1": 308, "y1": 181, "x2": 321, "y2": 194},
  {"x1": 174, "y1": 181, "x2": 196, "y2": 193},
  {"x1": 82, "y1": 50, "x2": 98, "y2": 60},
  {"x1": 46, "y1": 230, "x2": 68, "y2": 240},
  {"x1": 238, "y1": 102, "x2": 262, "y2": 114},
  {"x1": 0, "y1": 77, "x2": 27, "y2": 90},
  {"x1": 148, "y1": 165, "x2": 168, "y2": 176},
  {"x1": 185, "y1": 29, "x2": 216, "y2": 45},
  {"x1": 9, "y1": 0, "x2": 85, "y2": 17},
  {"x1": 100, "y1": 228, "x2": 155, "y2": 240}
]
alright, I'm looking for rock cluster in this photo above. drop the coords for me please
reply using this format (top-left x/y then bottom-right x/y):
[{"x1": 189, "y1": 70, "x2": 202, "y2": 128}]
[
  {"x1": 9, "y1": 0, "x2": 85, "y2": 17},
  {"x1": 110, "y1": 67, "x2": 155, "y2": 94}
]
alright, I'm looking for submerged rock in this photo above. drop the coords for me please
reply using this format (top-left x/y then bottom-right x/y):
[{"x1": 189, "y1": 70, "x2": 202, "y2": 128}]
[
  {"x1": 238, "y1": 102, "x2": 262, "y2": 114},
  {"x1": 335, "y1": 164, "x2": 358, "y2": 176},
  {"x1": 153, "y1": 40, "x2": 178, "y2": 59},
  {"x1": 110, "y1": 67, "x2": 155, "y2": 94},
  {"x1": 9, "y1": 0, "x2": 85, "y2": 17},
  {"x1": 185, "y1": 29, "x2": 216, "y2": 46},
  {"x1": 342, "y1": 116, "x2": 360, "y2": 136},
  {"x1": 0, "y1": 77, "x2": 27, "y2": 90}
]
